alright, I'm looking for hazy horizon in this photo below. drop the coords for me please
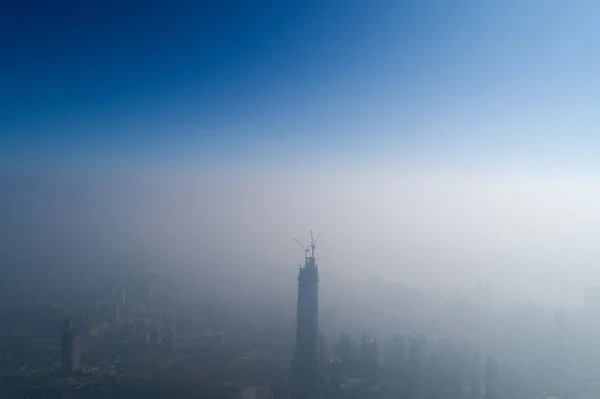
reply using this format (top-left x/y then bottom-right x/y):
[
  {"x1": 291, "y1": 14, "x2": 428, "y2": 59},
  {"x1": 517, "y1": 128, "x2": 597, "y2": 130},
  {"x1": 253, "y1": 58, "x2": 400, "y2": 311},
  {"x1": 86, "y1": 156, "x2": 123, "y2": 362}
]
[{"x1": 3, "y1": 1, "x2": 600, "y2": 309}]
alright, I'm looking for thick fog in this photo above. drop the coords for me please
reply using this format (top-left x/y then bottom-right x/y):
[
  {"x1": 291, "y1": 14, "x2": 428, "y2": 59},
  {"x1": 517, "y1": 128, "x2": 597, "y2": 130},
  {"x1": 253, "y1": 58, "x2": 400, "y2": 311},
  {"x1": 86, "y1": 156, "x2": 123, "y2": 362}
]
[{"x1": 2, "y1": 164, "x2": 598, "y2": 307}]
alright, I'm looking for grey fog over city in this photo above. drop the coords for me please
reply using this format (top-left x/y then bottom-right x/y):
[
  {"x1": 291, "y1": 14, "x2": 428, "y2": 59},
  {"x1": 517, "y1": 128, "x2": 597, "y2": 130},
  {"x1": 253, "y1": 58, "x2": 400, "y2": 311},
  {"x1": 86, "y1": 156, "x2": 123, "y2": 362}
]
[{"x1": 2, "y1": 1, "x2": 600, "y2": 398}]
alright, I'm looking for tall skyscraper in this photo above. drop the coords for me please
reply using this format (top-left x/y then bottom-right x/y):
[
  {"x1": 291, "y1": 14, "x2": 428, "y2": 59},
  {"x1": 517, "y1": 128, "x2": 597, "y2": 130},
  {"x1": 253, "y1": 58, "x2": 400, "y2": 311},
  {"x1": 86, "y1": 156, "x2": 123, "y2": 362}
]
[
  {"x1": 61, "y1": 317, "x2": 79, "y2": 374},
  {"x1": 293, "y1": 233, "x2": 321, "y2": 399}
]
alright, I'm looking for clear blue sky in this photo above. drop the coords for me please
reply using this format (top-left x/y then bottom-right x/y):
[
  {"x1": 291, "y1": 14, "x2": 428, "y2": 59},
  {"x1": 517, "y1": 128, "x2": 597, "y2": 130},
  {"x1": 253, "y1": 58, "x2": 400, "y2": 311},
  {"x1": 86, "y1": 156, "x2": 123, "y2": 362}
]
[{"x1": 1, "y1": 1, "x2": 599, "y2": 168}]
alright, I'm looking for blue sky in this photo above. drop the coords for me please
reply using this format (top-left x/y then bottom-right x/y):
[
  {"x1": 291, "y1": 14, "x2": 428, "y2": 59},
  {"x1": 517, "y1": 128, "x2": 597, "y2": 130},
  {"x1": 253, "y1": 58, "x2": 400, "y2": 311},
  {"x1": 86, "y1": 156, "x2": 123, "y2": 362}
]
[{"x1": 2, "y1": 1, "x2": 599, "y2": 169}]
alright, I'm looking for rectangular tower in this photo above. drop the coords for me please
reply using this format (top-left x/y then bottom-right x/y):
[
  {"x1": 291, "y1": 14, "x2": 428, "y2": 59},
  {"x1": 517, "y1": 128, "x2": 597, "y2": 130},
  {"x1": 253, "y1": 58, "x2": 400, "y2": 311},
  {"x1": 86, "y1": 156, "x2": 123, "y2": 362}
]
[
  {"x1": 61, "y1": 317, "x2": 79, "y2": 374},
  {"x1": 294, "y1": 242, "x2": 320, "y2": 399}
]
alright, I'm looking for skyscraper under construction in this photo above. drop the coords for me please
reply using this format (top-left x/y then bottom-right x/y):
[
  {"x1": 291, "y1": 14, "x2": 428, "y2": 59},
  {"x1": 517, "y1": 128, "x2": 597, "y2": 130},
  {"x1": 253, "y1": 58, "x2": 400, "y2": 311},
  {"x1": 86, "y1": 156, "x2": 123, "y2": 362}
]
[{"x1": 293, "y1": 232, "x2": 321, "y2": 399}]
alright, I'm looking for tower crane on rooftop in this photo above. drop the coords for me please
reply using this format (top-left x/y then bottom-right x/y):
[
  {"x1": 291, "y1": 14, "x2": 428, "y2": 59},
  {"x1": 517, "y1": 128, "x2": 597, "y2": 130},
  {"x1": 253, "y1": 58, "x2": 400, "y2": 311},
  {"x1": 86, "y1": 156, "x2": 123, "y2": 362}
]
[{"x1": 294, "y1": 231, "x2": 323, "y2": 261}]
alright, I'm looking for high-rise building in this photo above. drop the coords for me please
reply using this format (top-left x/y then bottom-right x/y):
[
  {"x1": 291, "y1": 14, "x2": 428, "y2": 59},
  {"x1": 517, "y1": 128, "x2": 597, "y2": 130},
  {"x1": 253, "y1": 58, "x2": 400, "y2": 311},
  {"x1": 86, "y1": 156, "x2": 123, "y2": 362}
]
[
  {"x1": 150, "y1": 328, "x2": 161, "y2": 345},
  {"x1": 293, "y1": 235, "x2": 321, "y2": 399},
  {"x1": 114, "y1": 286, "x2": 126, "y2": 309},
  {"x1": 164, "y1": 325, "x2": 176, "y2": 350},
  {"x1": 61, "y1": 317, "x2": 79, "y2": 374},
  {"x1": 337, "y1": 333, "x2": 358, "y2": 378},
  {"x1": 385, "y1": 334, "x2": 405, "y2": 367},
  {"x1": 360, "y1": 335, "x2": 379, "y2": 383},
  {"x1": 204, "y1": 303, "x2": 218, "y2": 325},
  {"x1": 409, "y1": 334, "x2": 427, "y2": 364}
]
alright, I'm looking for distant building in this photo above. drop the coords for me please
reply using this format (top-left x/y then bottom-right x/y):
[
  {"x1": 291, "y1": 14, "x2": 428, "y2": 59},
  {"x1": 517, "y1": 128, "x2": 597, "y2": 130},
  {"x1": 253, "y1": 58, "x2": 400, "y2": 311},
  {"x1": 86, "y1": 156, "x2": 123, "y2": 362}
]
[
  {"x1": 134, "y1": 318, "x2": 149, "y2": 334},
  {"x1": 97, "y1": 301, "x2": 120, "y2": 324},
  {"x1": 164, "y1": 325, "x2": 176, "y2": 349},
  {"x1": 249, "y1": 298, "x2": 261, "y2": 315},
  {"x1": 385, "y1": 334, "x2": 405, "y2": 367},
  {"x1": 61, "y1": 317, "x2": 79, "y2": 374},
  {"x1": 113, "y1": 286, "x2": 126, "y2": 309},
  {"x1": 330, "y1": 357, "x2": 343, "y2": 391},
  {"x1": 204, "y1": 304, "x2": 218, "y2": 324},
  {"x1": 150, "y1": 328, "x2": 161, "y2": 345},
  {"x1": 337, "y1": 333, "x2": 358, "y2": 377},
  {"x1": 409, "y1": 334, "x2": 427, "y2": 364},
  {"x1": 202, "y1": 331, "x2": 225, "y2": 349},
  {"x1": 361, "y1": 335, "x2": 379, "y2": 383}
]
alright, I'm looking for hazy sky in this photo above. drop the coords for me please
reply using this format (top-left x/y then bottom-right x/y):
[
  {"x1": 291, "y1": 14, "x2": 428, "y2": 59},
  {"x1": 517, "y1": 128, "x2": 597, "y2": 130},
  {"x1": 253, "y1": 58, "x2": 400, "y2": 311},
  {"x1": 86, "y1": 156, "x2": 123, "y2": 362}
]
[{"x1": 2, "y1": 1, "x2": 600, "y2": 304}]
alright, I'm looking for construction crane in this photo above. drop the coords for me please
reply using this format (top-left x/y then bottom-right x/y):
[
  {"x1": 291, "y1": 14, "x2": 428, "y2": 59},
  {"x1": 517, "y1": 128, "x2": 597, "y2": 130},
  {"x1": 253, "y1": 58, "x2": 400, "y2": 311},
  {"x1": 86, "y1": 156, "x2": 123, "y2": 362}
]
[
  {"x1": 309, "y1": 230, "x2": 322, "y2": 259},
  {"x1": 294, "y1": 231, "x2": 323, "y2": 260},
  {"x1": 294, "y1": 238, "x2": 310, "y2": 260}
]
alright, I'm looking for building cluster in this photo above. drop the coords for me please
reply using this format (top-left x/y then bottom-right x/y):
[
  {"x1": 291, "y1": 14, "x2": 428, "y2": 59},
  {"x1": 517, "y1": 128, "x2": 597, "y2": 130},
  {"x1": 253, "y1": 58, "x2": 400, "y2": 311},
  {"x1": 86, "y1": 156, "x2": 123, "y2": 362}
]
[
  {"x1": 280, "y1": 240, "x2": 597, "y2": 399},
  {"x1": 0, "y1": 272, "x2": 291, "y2": 398},
  {"x1": 2, "y1": 245, "x2": 600, "y2": 398},
  {"x1": 284, "y1": 243, "x2": 500, "y2": 399}
]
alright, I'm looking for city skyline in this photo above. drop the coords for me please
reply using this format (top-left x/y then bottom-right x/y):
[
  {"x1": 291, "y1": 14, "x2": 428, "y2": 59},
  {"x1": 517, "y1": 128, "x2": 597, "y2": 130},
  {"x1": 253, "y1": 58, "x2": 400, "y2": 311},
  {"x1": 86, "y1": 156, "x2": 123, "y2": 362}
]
[{"x1": 3, "y1": 2, "x2": 600, "y2": 398}]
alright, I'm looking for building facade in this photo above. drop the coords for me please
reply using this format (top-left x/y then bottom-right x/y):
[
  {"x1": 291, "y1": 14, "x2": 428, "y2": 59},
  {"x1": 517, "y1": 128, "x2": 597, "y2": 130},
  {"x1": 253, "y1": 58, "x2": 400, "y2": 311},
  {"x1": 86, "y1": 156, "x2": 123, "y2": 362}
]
[{"x1": 294, "y1": 254, "x2": 320, "y2": 399}]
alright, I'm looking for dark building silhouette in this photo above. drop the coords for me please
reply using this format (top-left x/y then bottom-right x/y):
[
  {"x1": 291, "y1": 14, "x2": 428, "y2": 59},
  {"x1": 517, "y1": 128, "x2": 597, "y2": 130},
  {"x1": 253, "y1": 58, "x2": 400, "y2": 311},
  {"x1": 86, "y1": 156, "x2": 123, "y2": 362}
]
[
  {"x1": 382, "y1": 334, "x2": 404, "y2": 393},
  {"x1": 360, "y1": 335, "x2": 379, "y2": 383},
  {"x1": 61, "y1": 317, "x2": 79, "y2": 374},
  {"x1": 409, "y1": 334, "x2": 428, "y2": 364},
  {"x1": 204, "y1": 303, "x2": 218, "y2": 325},
  {"x1": 336, "y1": 333, "x2": 358, "y2": 377},
  {"x1": 164, "y1": 325, "x2": 176, "y2": 350},
  {"x1": 150, "y1": 328, "x2": 161, "y2": 345},
  {"x1": 113, "y1": 285, "x2": 126, "y2": 309},
  {"x1": 385, "y1": 333, "x2": 405, "y2": 367},
  {"x1": 330, "y1": 357, "x2": 343, "y2": 392},
  {"x1": 293, "y1": 236, "x2": 320, "y2": 399}
]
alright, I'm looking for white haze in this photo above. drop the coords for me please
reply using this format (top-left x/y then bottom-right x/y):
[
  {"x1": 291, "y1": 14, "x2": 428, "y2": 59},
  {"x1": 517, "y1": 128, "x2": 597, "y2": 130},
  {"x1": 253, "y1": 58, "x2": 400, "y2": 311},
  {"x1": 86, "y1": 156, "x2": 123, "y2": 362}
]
[{"x1": 2, "y1": 164, "x2": 600, "y2": 307}]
